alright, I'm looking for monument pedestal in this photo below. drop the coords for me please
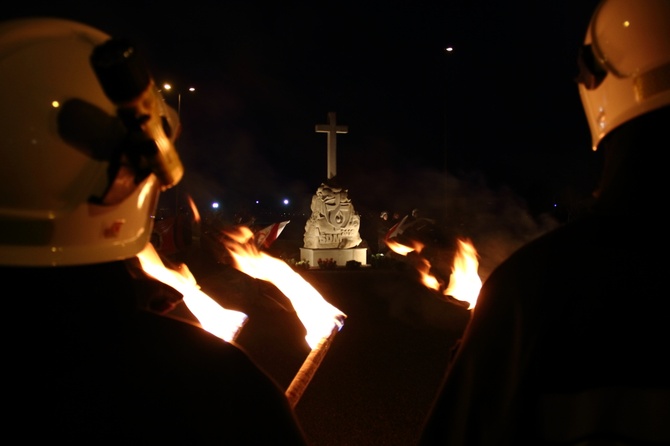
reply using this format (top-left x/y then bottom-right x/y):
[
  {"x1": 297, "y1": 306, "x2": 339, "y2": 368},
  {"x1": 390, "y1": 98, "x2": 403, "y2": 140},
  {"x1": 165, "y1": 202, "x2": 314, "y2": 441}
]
[{"x1": 300, "y1": 247, "x2": 367, "y2": 267}]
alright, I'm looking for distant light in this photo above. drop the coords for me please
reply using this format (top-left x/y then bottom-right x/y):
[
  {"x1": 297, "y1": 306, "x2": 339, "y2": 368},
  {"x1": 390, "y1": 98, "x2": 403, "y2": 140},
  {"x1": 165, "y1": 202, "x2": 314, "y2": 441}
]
[
  {"x1": 211, "y1": 202, "x2": 219, "y2": 209},
  {"x1": 283, "y1": 198, "x2": 290, "y2": 206},
  {"x1": 255, "y1": 200, "x2": 260, "y2": 204},
  {"x1": 51, "y1": 100, "x2": 60, "y2": 108},
  {"x1": 445, "y1": 47, "x2": 454, "y2": 53},
  {"x1": 162, "y1": 83, "x2": 195, "y2": 93}
]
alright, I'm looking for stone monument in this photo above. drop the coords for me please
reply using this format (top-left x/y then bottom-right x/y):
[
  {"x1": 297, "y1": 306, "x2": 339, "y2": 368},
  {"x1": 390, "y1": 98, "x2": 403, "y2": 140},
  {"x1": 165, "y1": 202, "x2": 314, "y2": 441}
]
[{"x1": 300, "y1": 112, "x2": 367, "y2": 267}]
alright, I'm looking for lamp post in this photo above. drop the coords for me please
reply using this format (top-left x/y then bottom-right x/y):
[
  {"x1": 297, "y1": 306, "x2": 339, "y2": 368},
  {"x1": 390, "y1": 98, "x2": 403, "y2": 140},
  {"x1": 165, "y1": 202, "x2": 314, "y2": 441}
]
[
  {"x1": 443, "y1": 46, "x2": 454, "y2": 174},
  {"x1": 160, "y1": 83, "x2": 196, "y2": 254},
  {"x1": 161, "y1": 83, "x2": 195, "y2": 117}
]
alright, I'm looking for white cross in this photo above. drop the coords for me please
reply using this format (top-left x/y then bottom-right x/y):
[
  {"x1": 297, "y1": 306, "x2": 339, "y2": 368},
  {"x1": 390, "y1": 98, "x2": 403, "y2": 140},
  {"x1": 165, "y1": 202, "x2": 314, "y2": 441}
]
[{"x1": 315, "y1": 112, "x2": 348, "y2": 179}]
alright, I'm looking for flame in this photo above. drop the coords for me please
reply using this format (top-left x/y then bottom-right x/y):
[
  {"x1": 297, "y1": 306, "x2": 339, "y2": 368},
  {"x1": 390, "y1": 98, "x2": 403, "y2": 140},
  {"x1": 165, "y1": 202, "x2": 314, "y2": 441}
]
[
  {"x1": 444, "y1": 238, "x2": 481, "y2": 310},
  {"x1": 136, "y1": 243, "x2": 248, "y2": 342},
  {"x1": 186, "y1": 194, "x2": 200, "y2": 223},
  {"x1": 387, "y1": 236, "x2": 481, "y2": 310},
  {"x1": 417, "y1": 256, "x2": 440, "y2": 291},
  {"x1": 386, "y1": 237, "x2": 440, "y2": 290},
  {"x1": 386, "y1": 238, "x2": 423, "y2": 256},
  {"x1": 224, "y1": 226, "x2": 346, "y2": 349}
]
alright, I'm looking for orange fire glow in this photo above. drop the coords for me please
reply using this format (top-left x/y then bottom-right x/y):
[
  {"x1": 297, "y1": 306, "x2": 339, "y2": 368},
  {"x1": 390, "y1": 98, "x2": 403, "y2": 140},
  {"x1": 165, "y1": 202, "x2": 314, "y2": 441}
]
[
  {"x1": 387, "y1": 237, "x2": 481, "y2": 310},
  {"x1": 136, "y1": 243, "x2": 248, "y2": 342},
  {"x1": 186, "y1": 194, "x2": 200, "y2": 223},
  {"x1": 444, "y1": 239, "x2": 481, "y2": 309},
  {"x1": 224, "y1": 226, "x2": 346, "y2": 349},
  {"x1": 385, "y1": 238, "x2": 424, "y2": 256}
]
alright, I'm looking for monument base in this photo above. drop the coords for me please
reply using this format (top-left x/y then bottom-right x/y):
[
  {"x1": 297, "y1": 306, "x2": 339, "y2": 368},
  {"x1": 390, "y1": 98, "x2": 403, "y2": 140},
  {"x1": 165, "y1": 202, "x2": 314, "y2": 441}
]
[{"x1": 300, "y1": 247, "x2": 368, "y2": 267}]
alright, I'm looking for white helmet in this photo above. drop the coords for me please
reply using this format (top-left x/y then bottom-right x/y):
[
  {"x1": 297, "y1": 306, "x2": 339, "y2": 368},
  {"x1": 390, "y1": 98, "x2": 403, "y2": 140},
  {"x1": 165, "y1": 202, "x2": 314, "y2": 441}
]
[
  {"x1": 0, "y1": 17, "x2": 183, "y2": 266},
  {"x1": 577, "y1": 0, "x2": 670, "y2": 151}
]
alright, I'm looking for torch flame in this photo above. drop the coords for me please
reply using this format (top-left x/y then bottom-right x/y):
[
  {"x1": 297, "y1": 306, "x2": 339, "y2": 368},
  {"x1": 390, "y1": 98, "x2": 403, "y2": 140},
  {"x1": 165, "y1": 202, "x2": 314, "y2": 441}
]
[
  {"x1": 387, "y1": 236, "x2": 481, "y2": 310},
  {"x1": 417, "y1": 256, "x2": 441, "y2": 291},
  {"x1": 186, "y1": 194, "x2": 200, "y2": 223},
  {"x1": 386, "y1": 238, "x2": 423, "y2": 256},
  {"x1": 136, "y1": 243, "x2": 248, "y2": 342},
  {"x1": 444, "y1": 238, "x2": 481, "y2": 310},
  {"x1": 224, "y1": 226, "x2": 346, "y2": 349}
]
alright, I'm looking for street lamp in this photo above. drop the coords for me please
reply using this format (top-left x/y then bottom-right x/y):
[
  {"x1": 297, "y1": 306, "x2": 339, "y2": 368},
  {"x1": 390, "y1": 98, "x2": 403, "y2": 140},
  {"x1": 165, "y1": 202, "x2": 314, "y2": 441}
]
[
  {"x1": 160, "y1": 83, "x2": 196, "y2": 236},
  {"x1": 162, "y1": 83, "x2": 195, "y2": 117}
]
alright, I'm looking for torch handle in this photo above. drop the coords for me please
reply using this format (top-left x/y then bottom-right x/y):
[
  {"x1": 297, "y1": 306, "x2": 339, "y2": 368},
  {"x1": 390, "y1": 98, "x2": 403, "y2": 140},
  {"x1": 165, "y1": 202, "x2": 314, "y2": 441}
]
[{"x1": 285, "y1": 324, "x2": 339, "y2": 408}]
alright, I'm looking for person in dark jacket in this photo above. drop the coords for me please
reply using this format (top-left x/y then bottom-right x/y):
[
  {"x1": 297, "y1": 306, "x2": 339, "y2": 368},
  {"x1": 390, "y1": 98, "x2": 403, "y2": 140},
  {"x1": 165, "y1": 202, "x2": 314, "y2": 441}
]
[
  {"x1": 420, "y1": 0, "x2": 670, "y2": 444},
  {"x1": 0, "y1": 17, "x2": 307, "y2": 444}
]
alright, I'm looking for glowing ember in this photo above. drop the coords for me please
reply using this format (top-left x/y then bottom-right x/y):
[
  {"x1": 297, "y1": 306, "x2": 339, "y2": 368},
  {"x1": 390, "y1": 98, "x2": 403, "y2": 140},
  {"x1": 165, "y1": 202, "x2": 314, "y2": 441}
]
[
  {"x1": 387, "y1": 236, "x2": 481, "y2": 310},
  {"x1": 136, "y1": 243, "x2": 248, "y2": 342},
  {"x1": 224, "y1": 226, "x2": 346, "y2": 349}
]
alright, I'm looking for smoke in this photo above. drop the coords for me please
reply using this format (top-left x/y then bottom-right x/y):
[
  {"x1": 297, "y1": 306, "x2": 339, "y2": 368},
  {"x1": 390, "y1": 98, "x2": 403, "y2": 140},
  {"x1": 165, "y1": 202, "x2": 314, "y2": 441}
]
[
  {"x1": 344, "y1": 166, "x2": 562, "y2": 283},
  {"x1": 437, "y1": 169, "x2": 560, "y2": 281},
  {"x1": 181, "y1": 157, "x2": 562, "y2": 285}
]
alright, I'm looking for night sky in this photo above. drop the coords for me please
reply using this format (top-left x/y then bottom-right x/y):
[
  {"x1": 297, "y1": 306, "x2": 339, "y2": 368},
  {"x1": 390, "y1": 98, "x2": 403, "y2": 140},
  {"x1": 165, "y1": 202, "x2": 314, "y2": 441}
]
[{"x1": 3, "y1": 1, "x2": 604, "y2": 226}]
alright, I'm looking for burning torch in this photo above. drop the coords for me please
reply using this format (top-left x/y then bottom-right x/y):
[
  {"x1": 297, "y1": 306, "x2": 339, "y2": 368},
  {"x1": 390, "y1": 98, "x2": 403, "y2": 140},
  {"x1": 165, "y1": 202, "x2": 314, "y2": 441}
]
[{"x1": 225, "y1": 227, "x2": 347, "y2": 407}]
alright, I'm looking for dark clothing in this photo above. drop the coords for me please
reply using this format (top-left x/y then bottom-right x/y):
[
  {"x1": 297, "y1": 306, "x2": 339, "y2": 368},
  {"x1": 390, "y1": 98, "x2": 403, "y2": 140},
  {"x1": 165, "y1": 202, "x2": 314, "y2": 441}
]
[
  {"x1": 3, "y1": 261, "x2": 307, "y2": 444},
  {"x1": 420, "y1": 107, "x2": 670, "y2": 445},
  {"x1": 420, "y1": 206, "x2": 670, "y2": 444}
]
